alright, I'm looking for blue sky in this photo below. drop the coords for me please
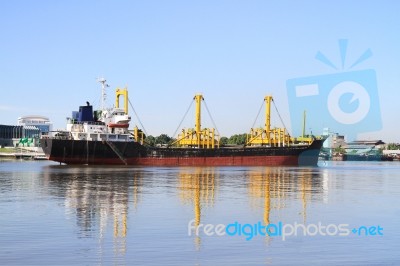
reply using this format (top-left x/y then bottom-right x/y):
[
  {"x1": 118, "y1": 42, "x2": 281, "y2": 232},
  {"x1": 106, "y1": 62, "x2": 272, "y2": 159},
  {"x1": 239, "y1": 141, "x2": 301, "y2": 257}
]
[{"x1": 1, "y1": 1, "x2": 399, "y2": 141}]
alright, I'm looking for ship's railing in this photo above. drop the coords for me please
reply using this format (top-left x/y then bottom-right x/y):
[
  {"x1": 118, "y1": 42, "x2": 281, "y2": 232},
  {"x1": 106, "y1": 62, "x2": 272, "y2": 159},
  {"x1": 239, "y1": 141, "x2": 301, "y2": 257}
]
[
  {"x1": 68, "y1": 120, "x2": 106, "y2": 126},
  {"x1": 102, "y1": 133, "x2": 133, "y2": 142},
  {"x1": 42, "y1": 131, "x2": 73, "y2": 140}
]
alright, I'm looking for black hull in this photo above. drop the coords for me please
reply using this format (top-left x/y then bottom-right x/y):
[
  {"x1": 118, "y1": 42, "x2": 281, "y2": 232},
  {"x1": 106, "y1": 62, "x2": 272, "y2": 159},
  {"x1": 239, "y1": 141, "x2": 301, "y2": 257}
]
[{"x1": 40, "y1": 138, "x2": 325, "y2": 166}]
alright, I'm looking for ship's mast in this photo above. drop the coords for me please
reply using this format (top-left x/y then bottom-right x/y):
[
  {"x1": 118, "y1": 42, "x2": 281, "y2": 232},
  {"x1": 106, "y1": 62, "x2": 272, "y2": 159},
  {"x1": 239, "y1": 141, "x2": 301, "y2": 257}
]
[
  {"x1": 302, "y1": 110, "x2": 306, "y2": 138},
  {"x1": 97, "y1": 77, "x2": 110, "y2": 110},
  {"x1": 194, "y1": 94, "x2": 203, "y2": 143},
  {"x1": 264, "y1": 95, "x2": 272, "y2": 144}
]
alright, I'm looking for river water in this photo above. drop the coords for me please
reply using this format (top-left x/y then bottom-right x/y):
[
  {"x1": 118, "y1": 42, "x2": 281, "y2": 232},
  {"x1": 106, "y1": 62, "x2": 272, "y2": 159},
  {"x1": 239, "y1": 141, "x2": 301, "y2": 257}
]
[{"x1": 0, "y1": 159, "x2": 399, "y2": 265}]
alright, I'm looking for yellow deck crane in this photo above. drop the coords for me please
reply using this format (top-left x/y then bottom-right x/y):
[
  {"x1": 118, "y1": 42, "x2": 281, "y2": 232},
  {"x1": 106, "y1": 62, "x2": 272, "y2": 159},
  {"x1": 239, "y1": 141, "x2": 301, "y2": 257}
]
[
  {"x1": 115, "y1": 87, "x2": 145, "y2": 144},
  {"x1": 246, "y1": 95, "x2": 316, "y2": 146},
  {"x1": 173, "y1": 94, "x2": 220, "y2": 148},
  {"x1": 246, "y1": 96, "x2": 292, "y2": 146}
]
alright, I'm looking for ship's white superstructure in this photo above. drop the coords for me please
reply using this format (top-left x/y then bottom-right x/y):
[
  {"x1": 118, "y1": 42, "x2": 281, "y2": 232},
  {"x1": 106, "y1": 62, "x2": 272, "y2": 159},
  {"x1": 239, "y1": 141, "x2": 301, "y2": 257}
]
[{"x1": 47, "y1": 78, "x2": 134, "y2": 143}]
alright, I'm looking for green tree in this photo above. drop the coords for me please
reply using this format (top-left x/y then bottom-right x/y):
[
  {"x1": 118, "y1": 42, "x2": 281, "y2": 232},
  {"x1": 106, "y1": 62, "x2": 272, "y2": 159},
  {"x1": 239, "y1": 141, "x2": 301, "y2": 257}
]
[
  {"x1": 333, "y1": 145, "x2": 346, "y2": 154},
  {"x1": 145, "y1": 134, "x2": 174, "y2": 146},
  {"x1": 219, "y1": 136, "x2": 228, "y2": 146},
  {"x1": 228, "y1": 133, "x2": 248, "y2": 145},
  {"x1": 145, "y1": 135, "x2": 156, "y2": 146},
  {"x1": 155, "y1": 134, "x2": 173, "y2": 145},
  {"x1": 387, "y1": 143, "x2": 400, "y2": 150}
]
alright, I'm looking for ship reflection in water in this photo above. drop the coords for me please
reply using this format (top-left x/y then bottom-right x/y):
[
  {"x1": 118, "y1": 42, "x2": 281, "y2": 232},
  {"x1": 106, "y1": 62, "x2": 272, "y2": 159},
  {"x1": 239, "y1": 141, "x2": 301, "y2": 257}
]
[
  {"x1": 178, "y1": 168, "x2": 218, "y2": 249},
  {"x1": 247, "y1": 168, "x2": 325, "y2": 225},
  {"x1": 43, "y1": 166, "x2": 143, "y2": 261},
  {"x1": 178, "y1": 167, "x2": 326, "y2": 249},
  {"x1": 3, "y1": 161, "x2": 398, "y2": 265},
  {"x1": 43, "y1": 166, "x2": 327, "y2": 253}
]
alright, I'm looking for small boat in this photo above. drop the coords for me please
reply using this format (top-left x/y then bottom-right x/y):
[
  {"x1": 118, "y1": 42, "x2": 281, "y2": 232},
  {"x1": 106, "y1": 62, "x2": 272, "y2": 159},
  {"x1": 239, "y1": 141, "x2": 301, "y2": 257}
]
[{"x1": 33, "y1": 155, "x2": 48, "y2": 160}]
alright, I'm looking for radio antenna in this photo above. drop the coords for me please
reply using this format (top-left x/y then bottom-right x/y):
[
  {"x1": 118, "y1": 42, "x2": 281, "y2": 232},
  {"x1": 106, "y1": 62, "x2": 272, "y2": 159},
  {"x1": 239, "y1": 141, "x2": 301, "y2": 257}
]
[{"x1": 97, "y1": 77, "x2": 110, "y2": 110}]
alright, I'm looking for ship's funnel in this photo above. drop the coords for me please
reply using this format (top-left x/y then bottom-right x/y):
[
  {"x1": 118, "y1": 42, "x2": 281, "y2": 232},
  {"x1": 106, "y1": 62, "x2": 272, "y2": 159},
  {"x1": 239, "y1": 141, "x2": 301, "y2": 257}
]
[{"x1": 78, "y1": 105, "x2": 94, "y2": 122}]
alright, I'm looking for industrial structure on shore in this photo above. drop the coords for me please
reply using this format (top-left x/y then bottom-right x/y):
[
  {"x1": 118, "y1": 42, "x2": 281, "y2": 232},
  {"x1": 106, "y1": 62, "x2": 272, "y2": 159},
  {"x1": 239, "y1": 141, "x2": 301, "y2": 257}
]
[
  {"x1": 0, "y1": 116, "x2": 52, "y2": 148},
  {"x1": 320, "y1": 128, "x2": 389, "y2": 161}
]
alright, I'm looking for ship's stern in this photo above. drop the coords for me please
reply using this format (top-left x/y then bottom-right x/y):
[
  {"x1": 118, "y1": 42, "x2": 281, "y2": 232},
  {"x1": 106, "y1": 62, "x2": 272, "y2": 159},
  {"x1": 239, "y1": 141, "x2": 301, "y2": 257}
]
[{"x1": 40, "y1": 137, "x2": 53, "y2": 160}]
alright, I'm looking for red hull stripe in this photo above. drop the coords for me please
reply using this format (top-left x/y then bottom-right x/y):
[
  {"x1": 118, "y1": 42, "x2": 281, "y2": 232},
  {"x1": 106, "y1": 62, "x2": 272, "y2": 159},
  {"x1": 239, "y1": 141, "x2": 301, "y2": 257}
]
[{"x1": 49, "y1": 155, "x2": 300, "y2": 166}]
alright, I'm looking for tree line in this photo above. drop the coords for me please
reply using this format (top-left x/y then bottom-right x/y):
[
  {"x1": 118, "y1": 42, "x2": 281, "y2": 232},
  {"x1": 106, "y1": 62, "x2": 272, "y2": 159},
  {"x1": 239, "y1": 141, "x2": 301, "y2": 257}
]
[
  {"x1": 143, "y1": 133, "x2": 248, "y2": 146},
  {"x1": 386, "y1": 143, "x2": 400, "y2": 150}
]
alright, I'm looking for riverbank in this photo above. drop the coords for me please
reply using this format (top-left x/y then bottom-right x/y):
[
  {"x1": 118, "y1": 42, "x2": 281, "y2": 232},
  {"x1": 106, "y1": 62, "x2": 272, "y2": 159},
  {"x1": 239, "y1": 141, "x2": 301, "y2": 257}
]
[{"x1": 0, "y1": 147, "x2": 46, "y2": 160}]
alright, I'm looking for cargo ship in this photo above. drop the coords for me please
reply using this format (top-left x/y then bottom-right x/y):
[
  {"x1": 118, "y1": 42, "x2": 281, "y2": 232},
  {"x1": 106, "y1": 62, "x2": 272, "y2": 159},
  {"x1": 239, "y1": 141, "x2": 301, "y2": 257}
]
[{"x1": 40, "y1": 79, "x2": 325, "y2": 166}]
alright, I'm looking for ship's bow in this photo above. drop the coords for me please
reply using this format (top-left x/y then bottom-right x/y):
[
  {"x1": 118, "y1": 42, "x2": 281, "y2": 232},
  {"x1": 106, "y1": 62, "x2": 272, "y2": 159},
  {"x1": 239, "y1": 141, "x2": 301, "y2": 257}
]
[{"x1": 298, "y1": 138, "x2": 326, "y2": 166}]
